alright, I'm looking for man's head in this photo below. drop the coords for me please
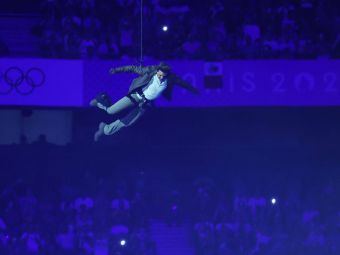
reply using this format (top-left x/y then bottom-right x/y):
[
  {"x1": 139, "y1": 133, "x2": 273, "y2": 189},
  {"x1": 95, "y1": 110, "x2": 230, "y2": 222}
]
[
  {"x1": 156, "y1": 62, "x2": 171, "y2": 81},
  {"x1": 156, "y1": 70, "x2": 167, "y2": 81}
]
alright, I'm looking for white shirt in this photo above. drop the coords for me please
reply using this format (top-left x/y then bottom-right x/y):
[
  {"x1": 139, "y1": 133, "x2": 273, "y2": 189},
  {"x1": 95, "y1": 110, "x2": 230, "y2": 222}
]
[{"x1": 142, "y1": 74, "x2": 168, "y2": 100}]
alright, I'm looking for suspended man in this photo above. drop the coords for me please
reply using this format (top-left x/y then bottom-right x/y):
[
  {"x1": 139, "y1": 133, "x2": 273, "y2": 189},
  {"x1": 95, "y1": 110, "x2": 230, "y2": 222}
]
[{"x1": 90, "y1": 62, "x2": 200, "y2": 141}]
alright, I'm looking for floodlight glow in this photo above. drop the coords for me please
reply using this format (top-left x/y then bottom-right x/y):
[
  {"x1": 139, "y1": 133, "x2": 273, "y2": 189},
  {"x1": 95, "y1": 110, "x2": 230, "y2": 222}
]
[
  {"x1": 162, "y1": 26, "x2": 168, "y2": 32},
  {"x1": 271, "y1": 198, "x2": 276, "y2": 205},
  {"x1": 120, "y1": 240, "x2": 126, "y2": 246}
]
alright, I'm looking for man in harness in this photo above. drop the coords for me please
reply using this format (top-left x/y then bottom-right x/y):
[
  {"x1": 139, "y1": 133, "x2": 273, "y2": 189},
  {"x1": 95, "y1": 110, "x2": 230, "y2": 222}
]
[{"x1": 90, "y1": 62, "x2": 199, "y2": 141}]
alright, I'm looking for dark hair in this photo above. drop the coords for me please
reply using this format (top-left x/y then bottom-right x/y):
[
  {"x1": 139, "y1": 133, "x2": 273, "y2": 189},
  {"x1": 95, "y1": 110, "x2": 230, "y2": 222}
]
[{"x1": 157, "y1": 62, "x2": 171, "y2": 74}]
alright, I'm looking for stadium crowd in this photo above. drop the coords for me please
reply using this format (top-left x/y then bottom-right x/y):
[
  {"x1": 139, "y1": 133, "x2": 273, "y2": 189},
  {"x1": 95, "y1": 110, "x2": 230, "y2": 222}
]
[{"x1": 1, "y1": 0, "x2": 339, "y2": 60}]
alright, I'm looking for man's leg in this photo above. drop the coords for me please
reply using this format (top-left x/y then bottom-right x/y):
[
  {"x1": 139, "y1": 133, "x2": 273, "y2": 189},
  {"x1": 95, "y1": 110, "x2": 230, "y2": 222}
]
[
  {"x1": 94, "y1": 107, "x2": 146, "y2": 141},
  {"x1": 106, "y1": 96, "x2": 135, "y2": 115},
  {"x1": 94, "y1": 122, "x2": 107, "y2": 142},
  {"x1": 92, "y1": 93, "x2": 142, "y2": 116},
  {"x1": 105, "y1": 107, "x2": 146, "y2": 133},
  {"x1": 120, "y1": 106, "x2": 146, "y2": 126}
]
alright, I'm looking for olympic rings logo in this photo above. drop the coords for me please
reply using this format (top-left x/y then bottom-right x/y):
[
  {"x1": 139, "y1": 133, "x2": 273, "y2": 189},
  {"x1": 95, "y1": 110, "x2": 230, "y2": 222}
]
[{"x1": 0, "y1": 67, "x2": 46, "y2": 95}]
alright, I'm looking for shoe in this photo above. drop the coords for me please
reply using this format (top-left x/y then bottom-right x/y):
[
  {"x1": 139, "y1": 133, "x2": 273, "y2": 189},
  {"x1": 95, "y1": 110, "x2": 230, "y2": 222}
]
[
  {"x1": 94, "y1": 122, "x2": 106, "y2": 142},
  {"x1": 89, "y1": 98, "x2": 98, "y2": 107},
  {"x1": 89, "y1": 93, "x2": 112, "y2": 108}
]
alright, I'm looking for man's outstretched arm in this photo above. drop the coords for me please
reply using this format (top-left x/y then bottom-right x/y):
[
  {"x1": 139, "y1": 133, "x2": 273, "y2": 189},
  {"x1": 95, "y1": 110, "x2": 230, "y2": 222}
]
[
  {"x1": 109, "y1": 65, "x2": 156, "y2": 75},
  {"x1": 170, "y1": 74, "x2": 200, "y2": 95}
]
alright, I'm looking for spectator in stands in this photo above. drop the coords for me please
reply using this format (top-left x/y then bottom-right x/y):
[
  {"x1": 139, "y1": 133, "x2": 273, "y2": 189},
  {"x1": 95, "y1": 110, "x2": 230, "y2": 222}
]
[
  {"x1": 79, "y1": 34, "x2": 97, "y2": 59},
  {"x1": 107, "y1": 33, "x2": 120, "y2": 59},
  {"x1": 82, "y1": 13, "x2": 101, "y2": 38},
  {"x1": 18, "y1": 188, "x2": 38, "y2": 224},
  {"x1": 93, "y1": 230, "x2": 109, "y2": 255},
  {"x1": 111, "y1": 189, "x2": 130, "y2": 226},
  {"x1": 20, "y1": 224, "x2": 43, "y2": 255},
  {"x1": 80, "y1": 0, "x2": 96, "y2": 18},
  {"x1": 55, "y1": 224, "x2": 76, "y2": 255},
  {"x1": 130, "y1": 191, "x2": 148, "y2": 228},
  {"x1": 118, "y1": 19, "x2": 135, "y2": 58},
  {"x1": 332, "y1": 32, "x2": 340, "y2": 58},
  {"x1": 96, "y1": 35, "x2": 110, "y2": 59},
  {"x1": 194, "y1": 221, "x2": 215, "y2": 255},
  {"x1": 181, "y1": 33, "x2": 202, "y2": 59},
  {"x1": 129, "y1": 227, "x2": 157, "y2": 255}
]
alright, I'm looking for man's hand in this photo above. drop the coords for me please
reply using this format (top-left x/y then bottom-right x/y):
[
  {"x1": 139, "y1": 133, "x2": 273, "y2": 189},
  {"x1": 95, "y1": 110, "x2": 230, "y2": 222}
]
[{"x1": 109, "y1": 68, "x2": 116, "y2": 74}]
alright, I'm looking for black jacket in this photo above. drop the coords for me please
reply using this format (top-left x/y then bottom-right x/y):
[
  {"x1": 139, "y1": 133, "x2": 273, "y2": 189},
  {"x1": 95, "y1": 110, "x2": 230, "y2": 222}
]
[{"x1": 111, "y1": 65, "x2": 199, "y2": 100}]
